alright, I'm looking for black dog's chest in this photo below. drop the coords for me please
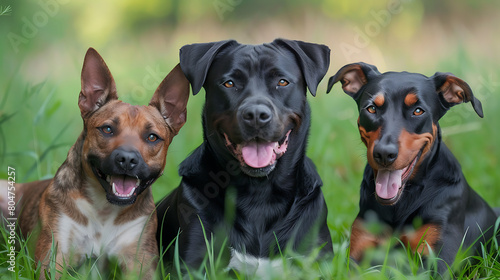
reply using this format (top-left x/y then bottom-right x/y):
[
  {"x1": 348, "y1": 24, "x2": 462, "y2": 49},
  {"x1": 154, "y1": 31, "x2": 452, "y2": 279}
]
[{"x1": 227, "y1": 186, "x2": 294, "y2": 256}]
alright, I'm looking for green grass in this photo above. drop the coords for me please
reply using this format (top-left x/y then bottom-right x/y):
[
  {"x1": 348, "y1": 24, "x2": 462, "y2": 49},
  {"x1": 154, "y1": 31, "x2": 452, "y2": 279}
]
[{"x1": 2, "y1": 220, "x2": 500, "y2": 279}]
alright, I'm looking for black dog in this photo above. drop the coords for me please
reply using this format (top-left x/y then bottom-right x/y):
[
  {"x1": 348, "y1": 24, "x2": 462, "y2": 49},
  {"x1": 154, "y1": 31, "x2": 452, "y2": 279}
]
[
  {"x1": 156, "y1": 39, "x2": 332, "y2": 272},
  {"x1": 328, "y1": 62, "x2": 498, "y2": 274}
]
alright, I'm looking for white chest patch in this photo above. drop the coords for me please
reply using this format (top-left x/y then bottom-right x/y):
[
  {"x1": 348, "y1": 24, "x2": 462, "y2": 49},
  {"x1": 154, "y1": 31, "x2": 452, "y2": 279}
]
[
  {"x1": 227, "y1": 248, "x2": 284, "y2": 279},
  {"x1": 57, "y1": 197, "x2": 148, "y2": 260}
]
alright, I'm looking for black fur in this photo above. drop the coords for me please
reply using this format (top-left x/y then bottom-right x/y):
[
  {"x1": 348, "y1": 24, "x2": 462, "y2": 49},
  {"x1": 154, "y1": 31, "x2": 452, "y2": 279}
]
[
  {"x1": 329, "y1": 62, "x2": 498, "y2": 274},
  {"x1": 156, "y1": 39, "x2": 332, "y2": 269}
]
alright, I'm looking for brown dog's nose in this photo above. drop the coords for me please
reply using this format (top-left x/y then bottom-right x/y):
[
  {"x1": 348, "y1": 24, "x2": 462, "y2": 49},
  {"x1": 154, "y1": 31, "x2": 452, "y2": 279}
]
[
  {"x1": 241, "y1": 104, "x2": 272, "y2": 128},
  {"x1": 373, "y1": 143, "x2": 398, "y2": 167},
  {"x1": 113, "y1": 149, "x2": 139, "y2": 171}
]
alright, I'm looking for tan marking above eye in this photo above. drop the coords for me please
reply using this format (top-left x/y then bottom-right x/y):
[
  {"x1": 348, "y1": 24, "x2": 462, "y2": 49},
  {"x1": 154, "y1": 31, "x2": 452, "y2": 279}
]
[
  {"x1": 373, "y1": 94, "x2": 385, "y2": 107},
  {"x1": 404, "y1": 93, "x2": 419, "y2": 107}
]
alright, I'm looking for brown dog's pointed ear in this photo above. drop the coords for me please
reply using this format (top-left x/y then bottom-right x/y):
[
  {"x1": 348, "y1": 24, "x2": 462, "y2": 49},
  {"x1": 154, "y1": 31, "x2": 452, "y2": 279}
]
[
  {"x1": 78, "y1": 48, "x2": 118, "y2": 118},
  {"x1": 179, "y1": 40, "x2": 238, "y2": 95},
  {"x1": 273, "y1": 39, "x2": 330, "y2": 96},
  {"x1": 327, "y1": 62, "x2": 380, "y2": 99},
  {"x1": 149, "y1": 64, "x2": 190, "y2": 135},
  {"x1": 432, "y1": 72, "x2": 483, "y2": 118}
]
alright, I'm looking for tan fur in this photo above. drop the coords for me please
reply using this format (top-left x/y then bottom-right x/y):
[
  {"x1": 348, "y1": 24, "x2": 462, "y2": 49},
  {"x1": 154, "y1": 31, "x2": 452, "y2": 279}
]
[
  {"x1": 7, "y1": 49, "x2": 190, "y2": 279},
  {"x1": 350, "y1": 218, "x2": 441, "y2": 260}
]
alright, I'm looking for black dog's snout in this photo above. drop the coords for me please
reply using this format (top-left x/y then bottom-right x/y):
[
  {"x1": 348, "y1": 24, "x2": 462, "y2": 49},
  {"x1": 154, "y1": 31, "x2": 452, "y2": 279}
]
[
  {"x1": 113, "y1": 149, "x2": 140, "y2": 171},
  {"x1": 373, "y1": 142, "x2": 398, "y2": 167},
  {"x1": 241, "y1": 104, "x2": 273, "y2": 128}
]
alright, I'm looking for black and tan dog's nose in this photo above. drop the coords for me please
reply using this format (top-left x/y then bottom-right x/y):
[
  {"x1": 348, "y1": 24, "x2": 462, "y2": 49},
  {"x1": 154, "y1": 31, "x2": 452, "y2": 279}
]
[
  {"x1": 113, "y1": 149, "x2": 140, "y2": 171},
  {"x1": 373, "y1": 143, "x2": 398, "y2": 167},
  {"x1": 241, "y1": 104, "x2": 273, "y2": 128}
]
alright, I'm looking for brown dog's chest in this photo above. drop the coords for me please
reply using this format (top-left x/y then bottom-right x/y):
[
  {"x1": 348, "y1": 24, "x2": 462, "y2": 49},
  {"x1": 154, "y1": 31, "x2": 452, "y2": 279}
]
[{"x1": 55, "y1": 193, "x2": 149, "y2": 260}]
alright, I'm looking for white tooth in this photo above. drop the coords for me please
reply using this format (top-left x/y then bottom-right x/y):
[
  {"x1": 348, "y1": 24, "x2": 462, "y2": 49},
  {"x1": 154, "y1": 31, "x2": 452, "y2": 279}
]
[
  {"x1": 127, "y1": 187, "x2": 136, "y2": 197},
  {"x1": 106, "y1": 175, "x2": 111, "y2": 183},
  {"x1": 136, "y1": 178, "x2": 141, "y2": 187},
  {"x1": 112, "y1": 182, "x2": 117, "y2": 195}
]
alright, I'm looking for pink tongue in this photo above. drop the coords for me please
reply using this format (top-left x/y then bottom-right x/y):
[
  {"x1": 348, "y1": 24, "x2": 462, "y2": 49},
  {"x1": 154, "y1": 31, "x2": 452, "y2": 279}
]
[
  {"x1": 375, "y1": 169, "x2": 403, "y2": 200},
  {"x1": 111, "y1": 175, "x2": 136, "y2": 195},
  {"x1": 241, "y1": 142, "x2": 277, "y2": 168}
]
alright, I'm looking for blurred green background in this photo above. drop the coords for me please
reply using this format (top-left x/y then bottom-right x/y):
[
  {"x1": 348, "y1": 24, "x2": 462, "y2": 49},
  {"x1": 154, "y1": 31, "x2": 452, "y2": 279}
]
[{"x1": 1, "y1": 0, "x2": 499, "y2": 241}]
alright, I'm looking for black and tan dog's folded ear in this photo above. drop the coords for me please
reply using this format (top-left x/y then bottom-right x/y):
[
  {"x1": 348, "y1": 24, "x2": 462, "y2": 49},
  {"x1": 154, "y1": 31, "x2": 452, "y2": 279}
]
[
  {"x1": 327, "y1": 62, "x2": 380, "y2": 98},
  {"x1": 431, "y1": 72, "x2": 483, "y2": 118}
]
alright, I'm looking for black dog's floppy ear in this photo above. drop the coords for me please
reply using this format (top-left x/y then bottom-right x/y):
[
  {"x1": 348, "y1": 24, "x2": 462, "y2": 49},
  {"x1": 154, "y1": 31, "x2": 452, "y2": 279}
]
[
  {"x1": 79, "y1": 48, "x2": 118, "y2": 118},
  {"x1": 327, "y1": 62, "x2": 380, "y2": 99},
  {"x1": 149, "y1": 64, "x2": 190, "y2": 135},
  {"x1": 432, "y1": 72, "x2": 483, "y2": 118},
  {"x1": 273, "y1": 39, "x2": 330, "y2": 96},
  {"x1": 179, "y1": 40, "x2": 237, "y2": 95}
]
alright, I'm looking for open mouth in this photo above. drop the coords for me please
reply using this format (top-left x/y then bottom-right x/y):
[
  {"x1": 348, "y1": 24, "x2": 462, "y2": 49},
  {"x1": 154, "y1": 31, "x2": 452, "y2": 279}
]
[
  {"x1": 223, "y1": 130, "x2": 291, "y2": 176},
  {"x1": 374, "y1": 150, "x2": 421, "y2": 206},
  {"x1": 92, "y1": 167, "x2": 156, "y2": 205}
]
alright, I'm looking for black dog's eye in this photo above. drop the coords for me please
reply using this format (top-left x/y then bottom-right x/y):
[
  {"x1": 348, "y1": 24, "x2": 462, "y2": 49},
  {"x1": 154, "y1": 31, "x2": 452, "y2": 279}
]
[
  {"x1": 413, "y1": 107, "x2": 424, "y2": 116},
  {"x1": 223, "y1": 80, "x2": 234, "y2": 88},
  {"x1": 99, "y1": 125, "x2": 113, "y2": 135},
  {"x1": 147, "y1": 133, "x2": 159, "y2": 142},
  {"x1": 367, "y1": 105, "x2": 377, "y2": 114},
  {"x1": 278, "y1": 79, "x2": 289, "y2": 87}
]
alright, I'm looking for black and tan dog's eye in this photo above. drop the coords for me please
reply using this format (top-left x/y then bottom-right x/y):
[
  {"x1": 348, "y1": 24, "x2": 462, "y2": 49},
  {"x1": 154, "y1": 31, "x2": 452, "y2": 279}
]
[
  {"x1": 147, "y1": 134, "x2": 159, "y2": 142},
  {"x1": 278, "y1": 79, "x2": 289, "y2": 87},
  {"x1": 367, "y1": 105, "x2": 377, "y2": 114},
  {"x1": 413, "y1": 108, "x2": 424, "y2": 116},
  {"x1": 223, "y1": 80, "x2": 234, "y2": 88},
  {"x1": 100, "y1": 125, "x2": 113, "y2": 135}
]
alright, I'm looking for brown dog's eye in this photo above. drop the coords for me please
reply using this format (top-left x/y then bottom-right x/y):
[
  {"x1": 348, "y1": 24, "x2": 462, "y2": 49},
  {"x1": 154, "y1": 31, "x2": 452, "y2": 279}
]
[
  {"x1": 413, "y1": 108, "x2": 424, "y2": 116},
  {"x1": 100, "y1": 126, "x2": 113, "y2": 135},
  {"x1": 223, "y1": 80, "x2": 234, "y2": 88},
  {"x1": 147, "y1": 134, "x2": 159, "y2": 142},
  {"x1": 367, "y1": 105, "x2": 377, "y2": 114},
  {"x1": 278, "y1": 79, "x2": 289, "y2": 87}
]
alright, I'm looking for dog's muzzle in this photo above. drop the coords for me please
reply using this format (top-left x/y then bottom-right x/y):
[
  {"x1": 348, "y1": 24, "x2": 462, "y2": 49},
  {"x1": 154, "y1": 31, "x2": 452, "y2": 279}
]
[
  {"x1": 89, "y1": 148, "x2": 160, "y2": 205},
  {"x1": 223, "y1": 130, "x2": 291, "y2": 177}
]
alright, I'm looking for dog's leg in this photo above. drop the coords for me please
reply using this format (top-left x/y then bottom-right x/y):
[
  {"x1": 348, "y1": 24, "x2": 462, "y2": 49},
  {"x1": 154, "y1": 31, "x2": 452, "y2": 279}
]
[
  {"x1": 349, "y1": 217, "x2": 380, "y2": 261},
  {"x1": 35, "y1": 226, "x2": 66, "y2": 280},
  {"x1": 399, "y1": 224, "x2": 441, "y2": 255},
  {"x1": 118, "y1": 208, "x2": 159, "y2": 278}
]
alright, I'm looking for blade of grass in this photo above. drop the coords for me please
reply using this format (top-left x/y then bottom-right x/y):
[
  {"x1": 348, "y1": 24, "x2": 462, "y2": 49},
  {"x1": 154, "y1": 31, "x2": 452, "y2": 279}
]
[{"x1": 24, "y1": 119, "x2": 74, "y2": 181}]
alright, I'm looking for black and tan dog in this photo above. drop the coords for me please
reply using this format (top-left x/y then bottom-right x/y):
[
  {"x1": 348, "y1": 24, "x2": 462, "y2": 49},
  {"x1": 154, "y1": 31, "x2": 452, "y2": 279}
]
[
  {"x1": 156, "y1": 39, "x2": 332, "y2": 274},
  {"x1": 328, "y1": 62, "x2": 498, "y2": 273},
  {"x1": 1, "y1": 48, "x2": 189, "y2": 278}
]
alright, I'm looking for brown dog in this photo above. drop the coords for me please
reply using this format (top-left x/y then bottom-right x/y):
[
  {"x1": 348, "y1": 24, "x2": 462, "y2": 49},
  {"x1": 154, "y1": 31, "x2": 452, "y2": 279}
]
[{"x1": 3, "y1": 48, "x2": 189, "y2": 278}]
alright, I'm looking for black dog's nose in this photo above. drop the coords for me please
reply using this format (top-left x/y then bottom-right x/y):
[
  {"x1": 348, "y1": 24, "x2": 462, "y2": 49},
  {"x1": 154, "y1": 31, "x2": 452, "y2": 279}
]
[
  {"x1": 241, "y1": 104, "x2": 272, "y2": 128},
  {"x1": 373, "y1": 143, "x2": 398, "y2": 167},
  {"x1": 113, "y1": 149, "x2": 139, "y2": 171}
]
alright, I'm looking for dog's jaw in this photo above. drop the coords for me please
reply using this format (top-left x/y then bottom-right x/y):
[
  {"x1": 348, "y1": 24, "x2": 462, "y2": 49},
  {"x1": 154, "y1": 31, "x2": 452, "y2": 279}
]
[
  {"x1": 91, "y1": 164, "x2": 158, "y2": 206},
  {"x1": 223, "y1": 130, "x2": 291, "y2": 177},
  {"x1": 373, "y1": 149, "x2": 421, "y2": 206}
]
